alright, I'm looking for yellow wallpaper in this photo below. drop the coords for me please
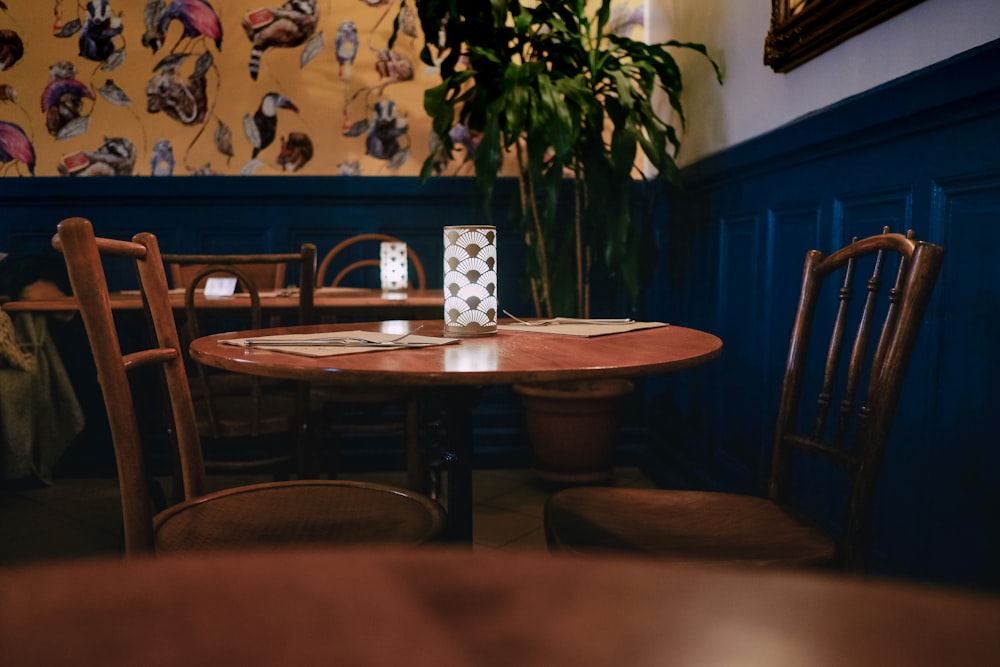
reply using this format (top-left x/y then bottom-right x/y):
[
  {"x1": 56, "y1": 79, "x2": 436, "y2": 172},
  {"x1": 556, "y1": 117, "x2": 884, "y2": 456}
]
[{"x1": 0, "y1": 0, "x2": 441, "y2": 177}]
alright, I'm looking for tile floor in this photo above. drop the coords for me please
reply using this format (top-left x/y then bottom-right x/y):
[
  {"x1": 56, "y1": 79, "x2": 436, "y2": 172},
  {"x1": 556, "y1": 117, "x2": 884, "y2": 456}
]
[{"x1": 0, "y1": 467, "x2": 654, "y2": 568}]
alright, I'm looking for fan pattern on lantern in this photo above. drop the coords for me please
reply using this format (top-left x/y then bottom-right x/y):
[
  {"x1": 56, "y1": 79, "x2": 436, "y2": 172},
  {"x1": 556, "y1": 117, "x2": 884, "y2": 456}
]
[{"x1": 444, "y1": 226, "x2": 497, "y2": 335}]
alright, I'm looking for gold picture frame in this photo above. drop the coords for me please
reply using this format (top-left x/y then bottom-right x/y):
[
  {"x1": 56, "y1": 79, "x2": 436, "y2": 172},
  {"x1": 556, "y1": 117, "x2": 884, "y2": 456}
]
[{"x1": 764, "y1": 0, "x2": 928, "y2": 73}]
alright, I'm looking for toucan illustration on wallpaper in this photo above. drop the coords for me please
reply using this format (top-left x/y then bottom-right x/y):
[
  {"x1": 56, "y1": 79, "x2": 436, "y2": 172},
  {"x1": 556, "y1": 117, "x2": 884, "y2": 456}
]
[{"x1": 244, "y1": 91, "x2": 298, "y2": 158}]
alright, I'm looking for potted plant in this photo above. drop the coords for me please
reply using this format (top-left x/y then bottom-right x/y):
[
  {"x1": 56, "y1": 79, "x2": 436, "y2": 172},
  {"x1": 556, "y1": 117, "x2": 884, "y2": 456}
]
[
  {"x1": 400, "y1": 0, "x2": 721, "y2": 483},
  {"x1": 403, "y1": 0, "x2": 720, "y2": 318}
]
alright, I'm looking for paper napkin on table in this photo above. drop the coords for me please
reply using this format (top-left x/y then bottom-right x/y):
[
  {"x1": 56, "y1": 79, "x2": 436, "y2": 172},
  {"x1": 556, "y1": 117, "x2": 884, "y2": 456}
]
[
  {"x1": 221, "y1": 330, "x2": 458, "y2": 357},
  {"x1": 231, "y1": 287, "x2": 370, "y2": 298},
  {"x1": 497, "y1": 321, "x2": 669, "y2": 337}
]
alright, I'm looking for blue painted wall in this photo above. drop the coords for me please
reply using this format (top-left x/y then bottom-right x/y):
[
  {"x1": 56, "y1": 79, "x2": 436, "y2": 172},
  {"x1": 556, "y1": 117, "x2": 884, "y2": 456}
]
[{"x1": 646, "y1": 39, "x2": 1000, "y2": 590}]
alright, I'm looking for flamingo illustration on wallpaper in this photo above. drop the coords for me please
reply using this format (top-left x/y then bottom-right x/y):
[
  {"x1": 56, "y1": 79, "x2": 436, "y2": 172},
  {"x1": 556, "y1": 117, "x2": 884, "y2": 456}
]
[
  {"x1": 0, "y1": 120, "x2": 35, "y2": 176},
  {"x1": 142, "y1": 0, "x2": 223, "y2": 55}
]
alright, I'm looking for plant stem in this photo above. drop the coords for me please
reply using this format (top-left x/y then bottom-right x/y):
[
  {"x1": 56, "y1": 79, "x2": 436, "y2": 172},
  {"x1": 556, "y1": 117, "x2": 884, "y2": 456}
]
[
  {"x1": 516, "y1": 140, "x2": 552, "y2": 317},
  {"x1": 574, "y1": 171, "x2": 585, "y2": 317}
]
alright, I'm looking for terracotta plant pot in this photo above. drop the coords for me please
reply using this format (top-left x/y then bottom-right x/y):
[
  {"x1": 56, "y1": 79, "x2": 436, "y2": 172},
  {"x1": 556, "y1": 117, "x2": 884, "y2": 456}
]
[{"x1": 514, "y1": 379, "x2": 635, "y2": 485}]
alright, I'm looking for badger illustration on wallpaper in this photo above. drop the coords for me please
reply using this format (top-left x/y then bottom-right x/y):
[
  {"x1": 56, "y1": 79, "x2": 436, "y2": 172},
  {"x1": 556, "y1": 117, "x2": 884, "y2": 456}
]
[
  {"x1": 365, "y1": 99, "x2": 408, "y2": 166},
  {"x1": 241, "y1": 0, "x2": 318, "y2": 80},
  {"x1": 79, "y1": 0, "x2": 124, "y2": 62}
]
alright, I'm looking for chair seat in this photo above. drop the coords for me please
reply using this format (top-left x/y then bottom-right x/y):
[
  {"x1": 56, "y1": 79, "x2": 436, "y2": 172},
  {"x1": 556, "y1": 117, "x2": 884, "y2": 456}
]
[
  {"x1": 311, "y1": 385, "x2": 417, "y2": 406},
  {"x1": 154, "y1": 480, "x2": 444, "y2": 552},
  {"x1": 544, "y1": 488, "x2": 836, "y2": 567},
  {"x1": 193, "y1": 390, "x2": 302, "y2": 439}
]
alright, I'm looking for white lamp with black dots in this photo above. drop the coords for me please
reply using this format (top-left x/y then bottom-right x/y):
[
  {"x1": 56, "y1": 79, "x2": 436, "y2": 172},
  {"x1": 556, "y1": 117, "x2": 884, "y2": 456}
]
[{"x1": 379, "y1": 241, "x2": 408, "y2": 292}]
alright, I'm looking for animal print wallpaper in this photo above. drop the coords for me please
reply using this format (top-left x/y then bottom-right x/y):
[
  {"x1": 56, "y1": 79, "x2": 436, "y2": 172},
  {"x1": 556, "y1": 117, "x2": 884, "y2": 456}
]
[{"x1": 0, "y1": 0, "x2": 445, "y2": 177}]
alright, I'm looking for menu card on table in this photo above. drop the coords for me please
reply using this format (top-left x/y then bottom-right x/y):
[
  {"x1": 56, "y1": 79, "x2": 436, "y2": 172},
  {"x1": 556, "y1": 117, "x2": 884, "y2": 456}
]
[
  {"x1": 498, "y1": 320, "x2": 668, "y2": 337},
  {"x1": 221, "y1": 330, "x2": 459, "y2": 357}
]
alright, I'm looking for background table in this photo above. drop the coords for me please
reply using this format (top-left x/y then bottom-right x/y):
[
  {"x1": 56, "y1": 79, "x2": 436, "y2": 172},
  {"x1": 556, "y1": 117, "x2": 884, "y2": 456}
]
[
  {"x1": 190, "y1": 320, "x2": 723, "y2": 540},
  {"x1": 0, "y1": 288, "x2": 443, "y2": 319},
  {"x1": 3, "y1": 546, "x2": 999, "y2": 666}
]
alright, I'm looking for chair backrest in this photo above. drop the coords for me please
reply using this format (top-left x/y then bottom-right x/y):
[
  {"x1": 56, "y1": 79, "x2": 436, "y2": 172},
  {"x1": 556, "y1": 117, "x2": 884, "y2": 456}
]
[
  {"x1": 769, "y1": 228, "x2": 943, "y2": 568},
  {"x1": 168, "y1": 262, "x2": 286, "y2": 293},
  {"x1": 317, "y1": 233, "x2": 426, "y2": 289},
  {"x1": 161, "y1": 248, "x2": 317, "y2": 327},
  {"x1": 162, "y1": 251, "x2": 315, "y2": 448},
  {"x1": 53, "y1": 217, "x2": 207, "y2": 555}
]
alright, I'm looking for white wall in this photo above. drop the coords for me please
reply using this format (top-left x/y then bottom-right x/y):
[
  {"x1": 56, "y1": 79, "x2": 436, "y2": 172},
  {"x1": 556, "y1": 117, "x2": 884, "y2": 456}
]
[{"x1": 650, "y1": 0, "x2": 1000, "y2": 165}]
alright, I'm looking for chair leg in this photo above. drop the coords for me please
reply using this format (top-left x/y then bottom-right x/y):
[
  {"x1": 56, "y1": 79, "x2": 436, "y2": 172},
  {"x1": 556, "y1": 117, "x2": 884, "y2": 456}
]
[
  {"x1": 405, "y1": 399, "x2": 427, "y2": 492},
  {"x1": 299, "y1": 409, "x2": 333, "y2": 478},
  {"x1": 418, "y1": 404, "x2": 446, "y2": 501}
]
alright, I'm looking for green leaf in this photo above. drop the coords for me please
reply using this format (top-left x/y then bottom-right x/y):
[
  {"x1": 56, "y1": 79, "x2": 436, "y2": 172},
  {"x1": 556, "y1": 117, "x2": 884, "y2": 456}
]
[{"x1": 413, "y1": 0, "x2": 721, "y2": 316}]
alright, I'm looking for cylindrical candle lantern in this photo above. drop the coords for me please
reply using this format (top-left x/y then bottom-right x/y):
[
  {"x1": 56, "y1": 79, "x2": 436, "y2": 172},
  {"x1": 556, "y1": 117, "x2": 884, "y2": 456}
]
[
  {"x1": 380, "y1": 241, "x2": 408, "y2": 291},
  {"x1": 443, "y1": 225, "x2": 498, "y2": 337}
]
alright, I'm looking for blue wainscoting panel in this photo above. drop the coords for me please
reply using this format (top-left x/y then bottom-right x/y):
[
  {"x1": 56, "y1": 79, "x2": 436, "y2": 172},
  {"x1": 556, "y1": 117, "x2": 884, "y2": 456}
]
[
  {"x1": 0, "y1": 176, "x2": 546, "y2": 472},
  {"x1": 649, "y1": 39, "x2": 1000, "y2": 590}
]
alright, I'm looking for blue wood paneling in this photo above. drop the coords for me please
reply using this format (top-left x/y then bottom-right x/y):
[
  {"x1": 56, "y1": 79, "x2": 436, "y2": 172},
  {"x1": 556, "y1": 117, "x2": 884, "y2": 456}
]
[
  {"x1": 648, "y1": 39, "x2": 1000, "y2": 590},
  {"x1": 0, "y1": 175, "x2": 657, "y2": 474}
]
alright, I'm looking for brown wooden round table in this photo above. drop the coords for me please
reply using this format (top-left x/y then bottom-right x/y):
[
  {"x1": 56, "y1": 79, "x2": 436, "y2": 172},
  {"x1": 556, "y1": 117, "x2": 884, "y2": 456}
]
[
  {"x1": 2, "y1": 546, "x2": 998, "y2": 666},
  {"x1": 190, "y1": 320, "x2": 723, "y2": 540}
]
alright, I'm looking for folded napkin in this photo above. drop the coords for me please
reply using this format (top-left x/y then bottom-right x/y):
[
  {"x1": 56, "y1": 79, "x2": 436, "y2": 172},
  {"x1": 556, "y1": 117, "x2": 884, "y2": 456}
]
[
  {"x1": 120, "y1": 288, "x2": 186, "y2": 295},
  {"x1": 232, "y1": 290, "x2": 297, "y2": 298},
  {"x1": 498, "y1": 320, "x2": 669, "y2": 337},
  {"x1": 222, "y1": 330, "x2": 459, "y2": 357},
  {"x1": 231, "y1": 286, "x2": 370, "y2": 298}
]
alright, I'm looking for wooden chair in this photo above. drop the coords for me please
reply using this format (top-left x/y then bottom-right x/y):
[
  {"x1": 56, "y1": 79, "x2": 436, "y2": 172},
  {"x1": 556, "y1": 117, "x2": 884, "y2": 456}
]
[
  {"x1": 159, "y1": 249, "x2": 318, "y2": 476},
  {"x1": 53, "y1": 217, "x2": 444, "y2": 555},
  {"x1": 314, "y1": 234, "x2": 436, "y2": 496},
  {"x1": 167, "y1": 260, "x2": 288, "y2": 294},
  {"x1": 544, "y1": 229, "x2": 944, "y2": 570},
  {"x1": 316, "y1": 233, "x2": 426, "y2": 290}
]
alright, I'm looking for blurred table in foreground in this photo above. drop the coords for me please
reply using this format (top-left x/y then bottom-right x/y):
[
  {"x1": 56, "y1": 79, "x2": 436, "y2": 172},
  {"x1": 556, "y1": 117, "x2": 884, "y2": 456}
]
[{"x1": 2, "y1": 547, "x2": 998, "y2": 666}]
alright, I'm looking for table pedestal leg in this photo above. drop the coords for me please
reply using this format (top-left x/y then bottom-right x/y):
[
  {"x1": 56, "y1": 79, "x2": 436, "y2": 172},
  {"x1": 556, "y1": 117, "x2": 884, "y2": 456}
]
[{"x1": 439, "y1": 387, "x2": 480, "y2": 542}]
